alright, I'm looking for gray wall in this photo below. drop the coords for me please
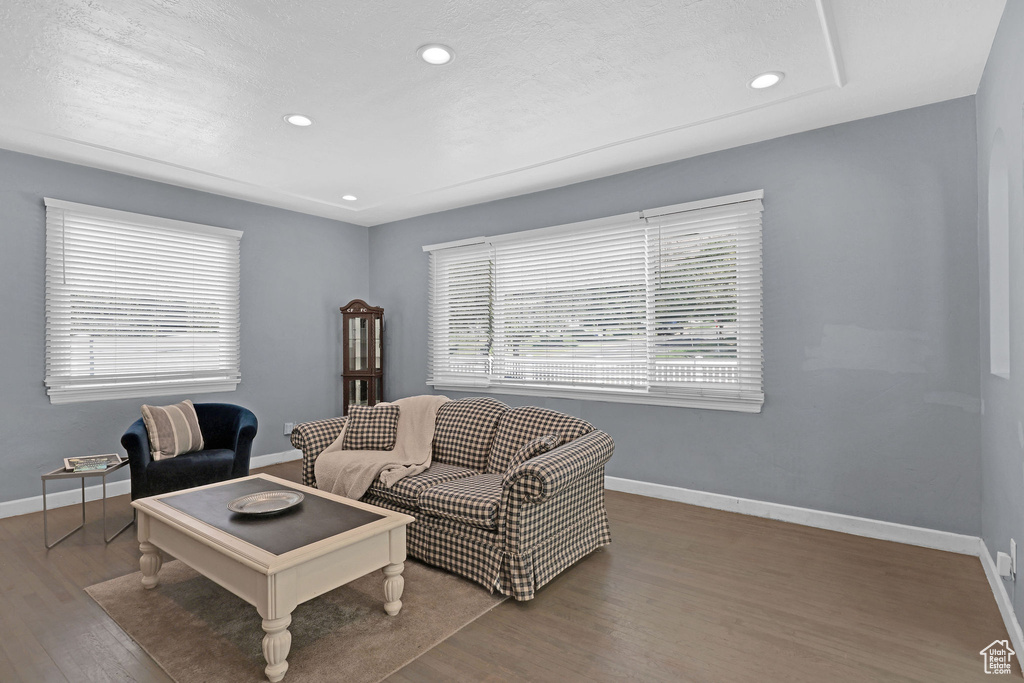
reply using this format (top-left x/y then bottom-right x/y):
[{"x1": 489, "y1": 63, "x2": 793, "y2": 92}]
[
  {"x1": 977, "y1": 1, "x2": 1024, "y2": 622},
  {"x1": 370, "y1": 97, "x2": 982, "y2": 534},
  {"x1": 0, "y1": 149, "x2": 369, "y2": 502},
  {"x1": 0, "y1": 87, "x2": 984, "y2": 538}
]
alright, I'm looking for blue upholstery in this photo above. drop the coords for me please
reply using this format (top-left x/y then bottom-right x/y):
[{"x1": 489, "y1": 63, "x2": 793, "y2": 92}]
[{"x1": 122, "y1": 403, "x2": 258, "y2": 500}]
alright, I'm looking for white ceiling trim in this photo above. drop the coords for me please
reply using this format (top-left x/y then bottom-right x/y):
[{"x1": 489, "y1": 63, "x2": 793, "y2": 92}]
[
  {"x1": 0, "y1": 120, "x2": 363, "y2": 217},
  {"x1": 815, "y1": 0, "x2": 847, "y2": 88},
  {"x1": 409, "y1": 84, "x2": 838, "y2": 199}
]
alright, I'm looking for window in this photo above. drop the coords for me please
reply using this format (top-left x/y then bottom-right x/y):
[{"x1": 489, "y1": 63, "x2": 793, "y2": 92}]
[
  {"x1": 44, "y1": 198, "x2": 242, "y2": 404},
  {"x1": 424, "y1": 190, "x2": 764, "y2": 412}
]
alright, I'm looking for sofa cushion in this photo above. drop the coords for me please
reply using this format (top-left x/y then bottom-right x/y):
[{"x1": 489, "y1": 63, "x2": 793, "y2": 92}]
[
  {"x1": 141, "y1": 399, "x2": 204, "y2": 460},
  {"x1": 365, "y1": 462, "x2": 477, "y2": 509},
  {"x1": 341, "y1": 403, "x2": 400, "y2": 450},
  {"x1": 144, "y1": 448, "x2": 235, "y2": 497},
  {"x1": 432, "y1": 397, "x2": 509, "y2": 470},
  {"x1": 486, "y1": 406, "x2": 595, "y2": 474},
  {"x1": 419, "y1": 474, "x2": 504, "y2": 530}
]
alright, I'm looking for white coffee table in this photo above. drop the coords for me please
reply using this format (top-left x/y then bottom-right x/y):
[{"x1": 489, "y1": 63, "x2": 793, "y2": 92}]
[{"x1": 131, "y1": 473, "x2": 414, "y2": 682}]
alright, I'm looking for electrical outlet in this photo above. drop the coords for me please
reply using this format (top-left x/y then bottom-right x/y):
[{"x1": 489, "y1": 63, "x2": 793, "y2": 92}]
[
  {"x1": 1012, "y1": 539, "x2": 1017, "y2": 579},
  {"x1": 998, "y1": 552, "x2": 1012, "y2": 577},
  {"x1": 284, "y1": 422, "x2": 295, "y2": 436}
]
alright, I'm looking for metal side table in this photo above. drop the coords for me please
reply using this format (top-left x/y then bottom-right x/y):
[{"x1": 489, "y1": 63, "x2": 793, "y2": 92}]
[{"x1": 42, "y1": 458, "x2": 134, "y2": 548}]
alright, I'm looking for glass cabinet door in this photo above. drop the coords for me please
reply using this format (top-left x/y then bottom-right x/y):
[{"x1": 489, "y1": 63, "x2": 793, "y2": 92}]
[
  {"x1": 375, "y1": 317, "x2": 382, "y2": 370},
  {"x1": 348, "y1": 378, "x2": 370, "y2": 408},
  {"x1": 348, "y1": 316, "x2": 370, "y2": 371}
]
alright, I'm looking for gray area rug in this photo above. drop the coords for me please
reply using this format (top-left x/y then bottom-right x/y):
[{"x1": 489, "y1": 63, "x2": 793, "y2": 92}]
[{"x1": 87, "y1": 559, "x2": 505, "y2": 682}]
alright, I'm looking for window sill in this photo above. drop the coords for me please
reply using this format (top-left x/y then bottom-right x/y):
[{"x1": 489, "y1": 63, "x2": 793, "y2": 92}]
[
  {"x1": 47, "y1": 379, "x2": 239, "y2": 405},
  {"x1": 428, "y1": 383, "x2": 763, "y2": 413}
]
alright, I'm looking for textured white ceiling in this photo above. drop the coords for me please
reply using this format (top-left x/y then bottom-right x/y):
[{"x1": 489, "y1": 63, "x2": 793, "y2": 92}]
[{"x1": 0, "y1": 0, "x2": 1006, "y2": 226}]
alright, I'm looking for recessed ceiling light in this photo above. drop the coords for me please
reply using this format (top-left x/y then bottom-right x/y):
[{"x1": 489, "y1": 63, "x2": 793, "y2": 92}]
[
  {"x1": 749, "y1": 72, "x2": 784, "y2": 89},
  {"x1": 417, "y1": 44, "x2": 454, "y2": 66},
  {"x1": 342, "y1": 195, "x2": 357, "y2": 201},
  {"x1": 284, "y1": 114, "x2": 313, "y2": 127}
]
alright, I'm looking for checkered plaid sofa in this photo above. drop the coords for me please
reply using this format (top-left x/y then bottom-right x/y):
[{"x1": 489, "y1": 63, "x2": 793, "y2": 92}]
[{"x1": 290, "y1": 397, "x2": 614, "y2": 601}]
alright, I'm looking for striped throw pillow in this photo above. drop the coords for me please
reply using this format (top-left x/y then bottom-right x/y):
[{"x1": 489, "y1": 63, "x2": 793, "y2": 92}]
[{"x1": 141, "y1": 400, "x2": 205, "y2": 461}]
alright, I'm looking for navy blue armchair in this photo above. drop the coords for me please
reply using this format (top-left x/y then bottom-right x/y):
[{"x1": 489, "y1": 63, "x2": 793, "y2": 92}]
[{"x1": 122, "y1": 403, "x2": 258, "y2": 500}]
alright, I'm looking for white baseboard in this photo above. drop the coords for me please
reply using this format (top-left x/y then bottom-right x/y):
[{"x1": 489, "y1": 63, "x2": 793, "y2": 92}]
[
  {"x1": 980, "y1": 541, "x2": 1024, "y2": 676},
  {"x1": 0, "y1": 449, "x2": 302, "y2": 520},
  {"x1": 604, "y1": 476, "x2": 980, "y2": 555},
  {"x1": 251, "y1": 448, "x2": 302, "y2": 469}
]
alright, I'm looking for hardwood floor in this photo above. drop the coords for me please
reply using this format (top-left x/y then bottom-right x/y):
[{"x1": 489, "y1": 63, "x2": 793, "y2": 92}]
[{"x1": 0, "y1": 460, "x2": 1014, "y2": 682}]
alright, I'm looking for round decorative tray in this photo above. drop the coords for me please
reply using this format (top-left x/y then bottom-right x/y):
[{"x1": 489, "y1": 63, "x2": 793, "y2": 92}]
[{"x1": 228, "y1": 490, "x2": 304, "y2": 515}]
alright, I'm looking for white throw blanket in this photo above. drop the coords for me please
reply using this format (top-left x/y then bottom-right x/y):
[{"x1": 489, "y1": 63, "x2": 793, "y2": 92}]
[{"x1": 314, "y1": 395, "x2": 450, "y2": 499}]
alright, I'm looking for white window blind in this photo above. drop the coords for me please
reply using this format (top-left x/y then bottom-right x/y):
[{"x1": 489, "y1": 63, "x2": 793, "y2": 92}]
[
  {"x1": 424, "y1": 191, "x2": 764, "y2": 412},
  {"x1": 419, "y1": 191, "x2": 765, "y2": 411},
  {"x1": 491, "y1": 214, "x2": 649, "y2": 391},
  {"x1": 646, "y1": 198, "x2": 764, "y2": 407},
  {"x1": 44, "y1": 198, "x2": 242, "y2": 404},
  {"x1": 427, "y1": 242, "x2": 493, "y2": 387}
]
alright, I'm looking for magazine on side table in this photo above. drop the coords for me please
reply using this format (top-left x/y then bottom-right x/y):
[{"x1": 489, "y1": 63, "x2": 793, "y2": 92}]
[{"x1": 64, "y1": 453, "x2": 124, "y2": 472}]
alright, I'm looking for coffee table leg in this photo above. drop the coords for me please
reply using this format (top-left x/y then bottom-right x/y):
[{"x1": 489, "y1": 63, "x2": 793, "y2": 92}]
[
  {"x1": 262, "y1": 614, "x2": 292, "y2": 682},
  {"x1": 139, "y1": 541, "x2": 163, "y2": 589},
  {"x1": 383, "y1": 562, "x2": 405, "y2": 616}
]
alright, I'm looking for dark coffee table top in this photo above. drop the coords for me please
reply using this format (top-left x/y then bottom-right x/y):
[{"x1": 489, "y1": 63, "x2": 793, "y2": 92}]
[{"x1": 159, "y1": 476, "x2": 386, "y2": 556}]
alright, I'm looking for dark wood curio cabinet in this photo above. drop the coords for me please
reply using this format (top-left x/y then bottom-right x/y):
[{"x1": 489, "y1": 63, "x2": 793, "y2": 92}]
[{"x1": 341, "y1": 299, "x2": 384, "y2": 416}]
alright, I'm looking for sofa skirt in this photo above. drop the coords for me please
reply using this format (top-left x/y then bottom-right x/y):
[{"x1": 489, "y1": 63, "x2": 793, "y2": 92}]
[{"x1": 362, "y1": 490, "x2": 610, "y2": 601}]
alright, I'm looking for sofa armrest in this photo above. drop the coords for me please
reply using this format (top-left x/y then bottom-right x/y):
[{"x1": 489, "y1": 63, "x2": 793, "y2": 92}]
[
  {"x1": 193, "y1": 403, "x2": 258, "y2": 478},
  {"x1": 122, "y1": 417, "x2": 154, "y2": 499},
  {"x1": 290, "y1": 416, "x2": 347, "y2": 487},
  {"x1": 230, "y1": 408, "x2": 259, "y2": 478},
  {"x1": 502, "y1": 430, "x2": 614, "y2": 504}
]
